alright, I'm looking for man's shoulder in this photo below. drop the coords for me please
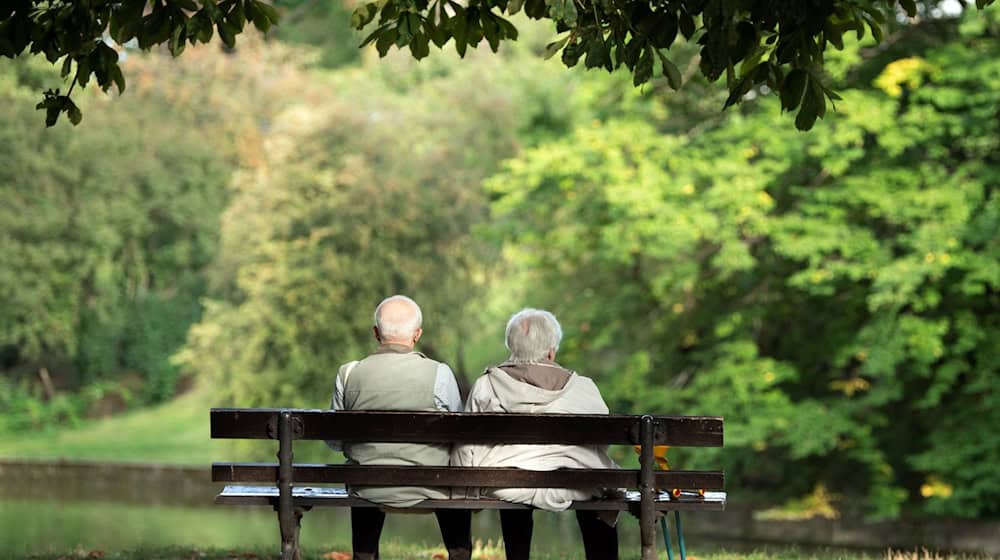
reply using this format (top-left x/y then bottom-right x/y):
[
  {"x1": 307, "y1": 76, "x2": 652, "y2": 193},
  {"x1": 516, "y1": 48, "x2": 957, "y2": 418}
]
[
  {"x1": 414, "y1": 353, "x2": 450, "y2": 372},
  {"x1": 339, "y1": 359, "x2": 360, "y2": 369},
  {"x1": 337, "y1": 360, "x2": 361, "y2": 379}
]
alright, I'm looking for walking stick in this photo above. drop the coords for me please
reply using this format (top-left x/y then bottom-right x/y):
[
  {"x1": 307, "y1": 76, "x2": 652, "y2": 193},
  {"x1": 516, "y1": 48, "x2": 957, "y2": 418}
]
[
  {"x1": 675, "y1": 509, "x2": 686, "y2": 560},
  {"x1": 661, "y1": 511, "x2": 675, "y2": 560}
]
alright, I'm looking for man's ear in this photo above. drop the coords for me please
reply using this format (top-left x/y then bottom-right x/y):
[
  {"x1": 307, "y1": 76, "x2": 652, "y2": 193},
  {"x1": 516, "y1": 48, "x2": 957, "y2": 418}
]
[
  {"x1": 547, "y1": 348, "x2": 556, "y2": 361},
  {"x1": 373, "y1": 326, "x2": 381, "y2": 342},
  {"x1": 413, "y1": 327, "x2": 423, "y2": 344}
]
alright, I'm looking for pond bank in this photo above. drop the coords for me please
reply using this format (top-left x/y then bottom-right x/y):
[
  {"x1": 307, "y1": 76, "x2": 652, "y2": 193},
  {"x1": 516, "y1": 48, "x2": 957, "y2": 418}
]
[
  {"x1": 2, "y1": 459, "x2": 998, "y2": 555},
  {"x1": 679, "y1": 507, "x2": 1000, "y2": 556}
]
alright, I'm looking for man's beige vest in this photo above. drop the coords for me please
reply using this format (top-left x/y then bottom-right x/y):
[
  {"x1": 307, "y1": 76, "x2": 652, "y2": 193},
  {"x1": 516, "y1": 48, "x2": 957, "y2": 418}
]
[
  {"x1": 337, "y1": 348, "x2": 451, "y2": 506},
  {"x1": 340, "y1": 350, "x2": 450, "y2": 466}
]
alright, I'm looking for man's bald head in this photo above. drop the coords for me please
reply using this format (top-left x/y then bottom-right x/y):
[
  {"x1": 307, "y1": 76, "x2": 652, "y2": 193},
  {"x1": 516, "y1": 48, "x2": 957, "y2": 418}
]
[{"x1": 374, "y1": 295, "x2": 423, "y2": 346}]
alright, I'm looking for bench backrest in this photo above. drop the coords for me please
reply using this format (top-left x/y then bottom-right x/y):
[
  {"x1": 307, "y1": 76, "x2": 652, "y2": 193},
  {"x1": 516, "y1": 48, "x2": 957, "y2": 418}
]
[
  {"x1": 211, "y1": 409, "x2": 723, "y2": 446},
  {"x1": 210, "y1": 409, "x2": 724, "y2": 491}
]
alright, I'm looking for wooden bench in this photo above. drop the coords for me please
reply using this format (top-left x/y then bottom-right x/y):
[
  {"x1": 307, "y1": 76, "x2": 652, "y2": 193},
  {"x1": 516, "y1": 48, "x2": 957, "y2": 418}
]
[{"x1": 211, "y1": 408, "x2": 725, "y2": 560}]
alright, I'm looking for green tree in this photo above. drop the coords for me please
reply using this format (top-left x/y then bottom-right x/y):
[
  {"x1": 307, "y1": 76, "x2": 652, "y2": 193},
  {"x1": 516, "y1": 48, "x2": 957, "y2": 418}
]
[
  {"x1": 176, "y1": 48, "x2": 577, "y2": 408},
  {"x1": 484, "y1": 8, "x2": 999, "y2": 518},
  {"x1": 0, "y1": 38, "x2": 308, "y2": 411}
]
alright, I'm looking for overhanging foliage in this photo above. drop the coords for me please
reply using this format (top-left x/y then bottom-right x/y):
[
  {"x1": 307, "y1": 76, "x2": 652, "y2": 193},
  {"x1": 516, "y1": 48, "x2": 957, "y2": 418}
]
[{"x1": 1, "y1": 0, "x2": 996, "y2": 128}]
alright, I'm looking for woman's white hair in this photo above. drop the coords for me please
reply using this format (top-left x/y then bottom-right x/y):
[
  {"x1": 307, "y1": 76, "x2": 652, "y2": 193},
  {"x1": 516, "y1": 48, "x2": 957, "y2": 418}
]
[
  {"x1": 374, "y1": 295, "x2": 422, "y2": 340},
  {"x1": 505, "y1": 308, "x2": 563, "y2": 363}
]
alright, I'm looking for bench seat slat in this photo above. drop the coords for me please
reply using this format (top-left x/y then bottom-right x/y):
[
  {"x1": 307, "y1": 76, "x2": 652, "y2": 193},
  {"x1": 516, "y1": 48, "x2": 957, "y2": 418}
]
[
  {"x1": 210, "y1": 409, "x2": 723, "y2": 447},
  {"x1": 212, "y1": 463, "x2": 724, "y2": 490},
  {"x1": 215, "y1": 485, "x2": 727, "y2": 512}
]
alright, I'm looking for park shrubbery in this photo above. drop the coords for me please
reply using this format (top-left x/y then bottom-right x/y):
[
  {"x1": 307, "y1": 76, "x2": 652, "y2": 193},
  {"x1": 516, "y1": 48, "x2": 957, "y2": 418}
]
[{"x1": 1, "y1": 6, "x2": 997, "y2": 520}]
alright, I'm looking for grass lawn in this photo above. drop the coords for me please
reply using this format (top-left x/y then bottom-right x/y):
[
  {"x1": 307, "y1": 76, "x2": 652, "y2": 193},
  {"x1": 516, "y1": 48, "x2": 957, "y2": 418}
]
[
  {"x1": 0, "y1": 389, "x2": 214, "y2": 465},
  {"x1": 0, "y1": 387, "x2": 350, "y2": 465},
  {"x1": 11, "y1": 545, "x2": 991, "y2": 560}
]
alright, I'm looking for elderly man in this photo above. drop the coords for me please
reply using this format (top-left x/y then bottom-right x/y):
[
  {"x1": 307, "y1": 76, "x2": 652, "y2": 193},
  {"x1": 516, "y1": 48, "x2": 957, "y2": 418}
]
[
  {"x1": 453, "y1": 308, "x2": 619, "y2": 560},
  {"x1": 326, "y1": 295, "x2": 471, "y2": 560}
]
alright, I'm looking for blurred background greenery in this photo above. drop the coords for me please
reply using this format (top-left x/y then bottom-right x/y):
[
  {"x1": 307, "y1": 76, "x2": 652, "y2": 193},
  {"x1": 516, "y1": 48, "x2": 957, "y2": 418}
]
[{"x1": 0, "y1": 1, "x2": 997, "y2": 543}]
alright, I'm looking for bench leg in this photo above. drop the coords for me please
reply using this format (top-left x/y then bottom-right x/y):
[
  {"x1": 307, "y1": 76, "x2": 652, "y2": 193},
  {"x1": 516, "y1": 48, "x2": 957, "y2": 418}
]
[
  {"x1": 639, "y1": 415, "x2": 658, "y2": 560},
  {"x1": 640, "y1": 492, "x2": 657, "y2": 559},
  {"x1": 278, "y1": 506, "x2": 304, "y2": 560},
  {"x1": 276, "y1": 410, "x2": 301, "y2": 560}
]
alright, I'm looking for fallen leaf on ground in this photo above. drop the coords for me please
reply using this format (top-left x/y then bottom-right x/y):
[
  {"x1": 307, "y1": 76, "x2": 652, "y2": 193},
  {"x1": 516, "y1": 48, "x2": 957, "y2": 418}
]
[{"x1": 321, "y1": 552, "x2": 351, "y2": 560}]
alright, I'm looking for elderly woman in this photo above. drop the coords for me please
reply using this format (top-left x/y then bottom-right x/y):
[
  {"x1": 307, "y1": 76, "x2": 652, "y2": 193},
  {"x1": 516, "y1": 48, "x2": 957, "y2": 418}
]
[{"x1": 453, "y1": 308, "x2": 619, "y2": 560}]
